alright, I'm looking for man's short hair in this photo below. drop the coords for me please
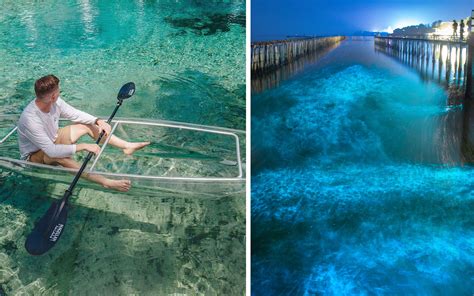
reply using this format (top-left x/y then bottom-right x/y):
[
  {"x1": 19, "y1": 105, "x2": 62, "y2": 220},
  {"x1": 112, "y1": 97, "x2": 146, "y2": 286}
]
[{"x1": 35, "y1": 75, "x2": 60, "y2": 98}]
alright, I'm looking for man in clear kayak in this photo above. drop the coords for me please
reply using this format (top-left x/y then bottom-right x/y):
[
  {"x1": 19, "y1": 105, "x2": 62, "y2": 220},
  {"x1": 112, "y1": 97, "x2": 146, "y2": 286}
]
[{"x1": 17, "y1": 75, "x2": 150, "y2": 192}]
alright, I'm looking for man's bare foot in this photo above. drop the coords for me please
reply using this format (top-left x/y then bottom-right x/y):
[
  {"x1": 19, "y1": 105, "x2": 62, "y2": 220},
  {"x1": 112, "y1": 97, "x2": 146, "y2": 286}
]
[
  {"x1": 123, "y1": 142, "x2": 151, "y2": 155},
  {"x1": 103, "y1": 179, "x2": 131, "y2": 192}
]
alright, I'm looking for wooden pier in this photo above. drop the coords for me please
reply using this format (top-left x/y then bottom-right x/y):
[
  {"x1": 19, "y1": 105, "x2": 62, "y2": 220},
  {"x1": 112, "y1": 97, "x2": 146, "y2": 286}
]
[
  {"x1": 375, "y1": 32, "x2": 474, "y2": 162},
  {"x1": 251, "y1": 36, "x2": 346, "y2": 74},
  {"x1": 374, "y1": 36, "x2": 468, "y2": 89}
]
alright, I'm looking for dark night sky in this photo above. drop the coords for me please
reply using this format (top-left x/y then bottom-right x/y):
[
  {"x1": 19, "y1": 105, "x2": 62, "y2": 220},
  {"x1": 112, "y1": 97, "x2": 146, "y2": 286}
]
[{"x1": 251, "y1": 0, "x2": 473, "y2": 41}]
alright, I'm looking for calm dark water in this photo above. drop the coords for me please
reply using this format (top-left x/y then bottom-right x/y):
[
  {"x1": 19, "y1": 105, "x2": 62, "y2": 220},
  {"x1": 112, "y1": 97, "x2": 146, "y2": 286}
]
[{"x1": 252, "y1": 40, "x2": 474, "y2": 295}]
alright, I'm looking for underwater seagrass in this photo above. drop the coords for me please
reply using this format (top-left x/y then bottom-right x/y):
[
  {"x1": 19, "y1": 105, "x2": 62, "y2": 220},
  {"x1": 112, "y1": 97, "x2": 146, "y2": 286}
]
[{"x1": 165, "y1": 12, "x2": 245, "y2": 36}]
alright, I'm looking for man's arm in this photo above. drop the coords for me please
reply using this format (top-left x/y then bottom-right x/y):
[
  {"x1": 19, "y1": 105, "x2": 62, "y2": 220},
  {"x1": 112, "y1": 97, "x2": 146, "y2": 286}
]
[
  {"x1": 21, "y1": 120, "x2": 101, "y2": 159},
  {"x1": 57, "y1": 97, "x2": 97, "y2": 125},
  {"x1": 58, "y1": 97, "x2": 112, "y2": 137}
]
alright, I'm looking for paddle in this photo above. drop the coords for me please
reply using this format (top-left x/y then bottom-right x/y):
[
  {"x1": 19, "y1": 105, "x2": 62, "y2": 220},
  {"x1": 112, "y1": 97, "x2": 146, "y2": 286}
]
[{"x1": 25, "y1": 82, "x2": 136, "y2": 256}]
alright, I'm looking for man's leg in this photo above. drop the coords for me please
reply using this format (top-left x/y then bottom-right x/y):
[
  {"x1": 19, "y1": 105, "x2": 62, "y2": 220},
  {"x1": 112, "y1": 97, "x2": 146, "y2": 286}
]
[
  {"x1": 45, "y1": 156, "x2": 131, "y2": 192},
  {"x1": 68, "y1": 124, "x2": 149, "y2": 155},
  {"x1": 33, "y1": 126, "x2": 133, "y2": 192}
]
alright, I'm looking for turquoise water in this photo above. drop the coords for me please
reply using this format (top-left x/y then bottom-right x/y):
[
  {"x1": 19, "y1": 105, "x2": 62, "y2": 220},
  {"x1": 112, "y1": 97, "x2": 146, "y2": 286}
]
[
  {"x1": 0, "y1": 1, "x2": 245, "y2": 294},
  {"x1": 251, "y1": 40, "x2": 474, "y2": 294},
  {"x1": 0, "y1": 1, "x2": 245, "y2": 128}
]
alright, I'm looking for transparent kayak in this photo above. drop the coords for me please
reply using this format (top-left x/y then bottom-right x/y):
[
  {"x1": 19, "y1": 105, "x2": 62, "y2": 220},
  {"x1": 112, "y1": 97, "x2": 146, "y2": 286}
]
[{"x1": 0, "y1": 114, "x2": 245, "y2": 196}]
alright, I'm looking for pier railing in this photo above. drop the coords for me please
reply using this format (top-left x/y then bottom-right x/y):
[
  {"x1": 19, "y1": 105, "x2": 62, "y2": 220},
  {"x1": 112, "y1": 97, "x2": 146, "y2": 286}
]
[
  {"x1": 251, "y1": 36, "x2": 346, "y2": 73},
  {"x1": 375, "y1": 35, "x2": 467, "y2": 45},
  {"x1": 382, "y1": 35, "x2": 468, "y2": 43}
]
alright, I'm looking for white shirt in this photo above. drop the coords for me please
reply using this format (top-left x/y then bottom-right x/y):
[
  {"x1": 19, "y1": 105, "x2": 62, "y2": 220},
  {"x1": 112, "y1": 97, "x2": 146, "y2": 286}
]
[{"x1": 17, "y1": 97, "x2": 97, "y2": 160}]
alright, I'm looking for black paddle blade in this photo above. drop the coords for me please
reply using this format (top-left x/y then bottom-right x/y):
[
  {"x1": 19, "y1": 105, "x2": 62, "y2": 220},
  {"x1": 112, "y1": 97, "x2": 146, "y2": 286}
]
[
  {"x1": 25, "y1": 201, "x2": 68, "y2": 256},
  {"x1": 117, "y1": 82, "x2": 135, "y2": 100}
]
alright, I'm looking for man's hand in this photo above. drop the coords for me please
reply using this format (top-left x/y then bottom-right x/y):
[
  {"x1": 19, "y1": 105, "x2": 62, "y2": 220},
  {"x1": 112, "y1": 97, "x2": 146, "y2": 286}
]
[
  {"x1": 96, "y1": 119, "x2": 112, "y2": 137},
  {"x1": 77, "y1": 143, "x2": 101, "y2": 155}
]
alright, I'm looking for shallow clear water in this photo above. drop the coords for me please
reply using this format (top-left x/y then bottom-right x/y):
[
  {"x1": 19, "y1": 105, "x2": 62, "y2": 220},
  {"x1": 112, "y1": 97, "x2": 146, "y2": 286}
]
[
  {"x1": 251, "y1": 40, "x2": 474, "y2": 295},
  {"x1": 0, "y1": 1, "x2": 245, "y2": 128},
  {"x1": 0, "y1": 1, "x2": 245, "y2": 294}
]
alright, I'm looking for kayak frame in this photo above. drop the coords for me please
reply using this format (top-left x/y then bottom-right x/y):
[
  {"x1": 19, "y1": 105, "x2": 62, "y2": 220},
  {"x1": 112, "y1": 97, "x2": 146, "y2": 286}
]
[{"x1": 0, "y1": 117, "x2": 245, "y2": 183}]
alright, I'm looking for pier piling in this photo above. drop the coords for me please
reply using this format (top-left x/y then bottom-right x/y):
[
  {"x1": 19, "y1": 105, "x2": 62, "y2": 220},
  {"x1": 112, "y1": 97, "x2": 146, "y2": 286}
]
[
  {"x1": 375, "y1": 36, "x2": 468, "y2": 88},
  {"x1": 251, "y1": 36, "x2": 345, "y2": 92},
  {"x1": 251, "y1": 36, "x2": 346, "y2": 74}
]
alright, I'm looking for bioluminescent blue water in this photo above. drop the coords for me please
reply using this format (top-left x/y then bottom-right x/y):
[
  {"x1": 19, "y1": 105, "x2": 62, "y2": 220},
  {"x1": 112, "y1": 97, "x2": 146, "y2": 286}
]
[
  {"x1": 251, "y1": 39, "x2": 474, "y2": 295},
  {"x1": 0, "y1": 1, "x2": 245, "y2": 294}
]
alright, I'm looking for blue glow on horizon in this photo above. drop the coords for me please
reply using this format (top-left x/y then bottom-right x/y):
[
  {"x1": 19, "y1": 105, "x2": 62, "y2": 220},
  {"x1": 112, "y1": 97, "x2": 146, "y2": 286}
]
[{"x1": 252, "y1": 0, "x2": 472, "y2": 41}]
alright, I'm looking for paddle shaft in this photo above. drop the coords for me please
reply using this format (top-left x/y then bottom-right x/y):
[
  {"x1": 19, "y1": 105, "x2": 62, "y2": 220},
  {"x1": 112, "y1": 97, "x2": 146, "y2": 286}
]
[{"x1": 61, "y1": 99, "x2": 123, "y2": 204}]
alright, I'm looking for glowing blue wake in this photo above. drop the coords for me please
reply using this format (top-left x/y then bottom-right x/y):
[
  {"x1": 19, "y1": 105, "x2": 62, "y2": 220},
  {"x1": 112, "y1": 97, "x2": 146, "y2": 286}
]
[{"x1": 252, "y1": 40, "x2": 474, "y2": 295}]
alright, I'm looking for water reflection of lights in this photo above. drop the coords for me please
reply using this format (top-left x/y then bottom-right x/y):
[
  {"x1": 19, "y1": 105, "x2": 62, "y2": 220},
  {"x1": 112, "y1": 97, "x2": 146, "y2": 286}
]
[
  {"x1": 450, "y1": 47, "x2": 457, "y2": 62},
  {"x1": 461, "y1": 47, "x2": 467, "y2": 65},
  {"x1": 441, "y1": 45, "x2": 448, "y2": 62}
]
